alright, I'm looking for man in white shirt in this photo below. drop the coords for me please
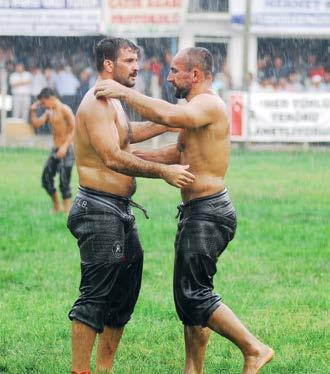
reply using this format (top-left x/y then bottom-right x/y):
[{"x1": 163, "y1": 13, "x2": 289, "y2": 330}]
[
  {"x1": 9, "y1": 62, "x2": 32, "y2": 122},
  {"x1": 31, "y1": 66, "x2": 47, "y2": 101},
  {"x1": 55, "y1": 65, "x2": 80, "y2": 112}
]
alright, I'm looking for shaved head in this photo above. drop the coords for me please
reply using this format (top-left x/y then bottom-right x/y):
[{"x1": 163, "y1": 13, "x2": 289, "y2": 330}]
[{"x1": 178, "y1": 47, "x2": 214, "y2": 77}]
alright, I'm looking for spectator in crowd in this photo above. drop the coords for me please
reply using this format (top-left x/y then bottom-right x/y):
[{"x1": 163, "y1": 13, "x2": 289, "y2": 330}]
[
  {"x1": 76, "y1": 68, "x2": 91, "y2": 107},
  {"x1": 307, "y1": 54, "x2": 325, "y2": 79},
  {"x1": 55, "y1": 64, "x2": 80, "y2": 113},
  {"x1": 30, "y1": 66, "x2": 47, "y2": 101},
  {"x1": 257, "y1": 54, "x2": 272, "y2": 70},
  {"x1": 286, "y1": 70, "x2": 304, "y2": 92},
  {"x1": 250, "y1": 72, "x2": 283, "y2": 93},
  {"x1": 150, "y1": 56, "x2": 162, "y2": 98},
  {"x1": 257, "y1": 54, "x2": 272, "y2": 81},
  {"x1": 293, "y1": 54, "x2": 308, "y2": 85},
  {"x1": 257, "y1": 76, "x2": 275, "y2": 92},
  {"x1": 9, "y1": 62, "x2": 32, "y2": 122},
  {"x1": 246, "y1": 72, "x2": 260, "y2": 92},
  {"x1": 275, "y1": 77, "x2": 288, "y2": 92},
  {"x1": 44, "y1": 66, "x2": 57, "y2": 90},
  {"x1": 308, "y1": 74, "x2": 326, "y2": 92},
  {"x1": 88, "y1": 68, "x2": 97, "y2": 88},
  {"x1": 160, "y1": 51, "x2": 176, "y2": 103},
  {"x1": 324, "y1": 66, "x2": 330, "y2": 91},
  {"x1": 267, "y1": 56, "x2": 290, "y2": 83},
  {"x1": 212, "y1": 72, "x2": 224, "y2": 96},
  {"x1": 136, "y1": 59, "x2": 152, "y2": 97},
  {"x1": 212, "y1": 61, "x2": 231, "y2": 98}
]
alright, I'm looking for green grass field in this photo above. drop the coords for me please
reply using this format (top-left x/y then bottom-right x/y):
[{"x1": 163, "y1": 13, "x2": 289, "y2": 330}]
[{"x1": 0, "y1": 148, "x2": 329, "y2": 374}]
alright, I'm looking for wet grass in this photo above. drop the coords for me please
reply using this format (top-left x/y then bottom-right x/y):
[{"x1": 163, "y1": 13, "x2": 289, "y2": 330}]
[{"x1": 0, "y1": 147, "x2": 329, "y2": 373}]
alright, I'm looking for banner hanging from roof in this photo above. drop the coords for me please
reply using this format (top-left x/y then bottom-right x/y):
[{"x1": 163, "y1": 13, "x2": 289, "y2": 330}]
[
  {"x1": 101, "y1": 0, "x2": 189, "y2": 38},
  {"x1": 230, "y1": 0, "x2": 330, "y2": 33},
  {"x1": 0, "y1": 0, "x2": 102, "y2": 36}
]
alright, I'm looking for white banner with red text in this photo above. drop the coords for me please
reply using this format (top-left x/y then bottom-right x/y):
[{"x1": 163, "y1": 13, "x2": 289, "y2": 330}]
[{"x1": 101, "y1": 0, "x2": 189, "y2": 38}]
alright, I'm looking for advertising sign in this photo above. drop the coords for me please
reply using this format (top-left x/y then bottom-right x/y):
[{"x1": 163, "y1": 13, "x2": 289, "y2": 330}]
[
  {"x1": 0, "y1": 0, "x2": 102, "y2": 36},
  {"x1": 230, "y1": 0, "x2": 330, "y2": 32},
  {"x1": 229, "y1": 91, "x2": 330, "y2": 142},
  {"x1": 102, "y1": 0, "x2": 189, "y2": 38}
]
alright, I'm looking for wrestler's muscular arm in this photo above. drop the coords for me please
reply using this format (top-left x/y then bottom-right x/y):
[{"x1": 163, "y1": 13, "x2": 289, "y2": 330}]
[
  {"x1": 133, "y1": 144, "x2": 180, "y2": 164},
  {"x1": 30, "y1": 101, "x2": 49, "y2": 128},
  {"x1": 95, "y1": 80, "x2": 223, "y2": 129},
  {"x1": 129, "y1": 121, "x2": 171, "y2": 144},
  {"x1": 83, "y1": 100, "x2": 194, "y2": 188}
]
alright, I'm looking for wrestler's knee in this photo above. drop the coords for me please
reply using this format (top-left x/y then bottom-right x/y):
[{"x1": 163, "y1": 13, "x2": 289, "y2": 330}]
[
  {"x1": 41, "y1": 172, "x2": 55, "y2": 195},
  {"x1": 173, "y1": 255, "x2": 221, "y2": 326},
  {"x1": 174, "y1": 287, "x2": 221, "y2": 326},
  {"x1": 69, "y1": 302, "x2": 105, "y2": 334}
]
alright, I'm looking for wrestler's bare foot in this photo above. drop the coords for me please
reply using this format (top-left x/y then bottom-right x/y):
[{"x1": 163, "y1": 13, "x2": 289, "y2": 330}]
[{"x1": 242, "y1": 344, "x2": 274, "y2": 374}]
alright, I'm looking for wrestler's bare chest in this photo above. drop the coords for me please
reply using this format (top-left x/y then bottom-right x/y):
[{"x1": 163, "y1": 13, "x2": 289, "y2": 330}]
[
  {"x1": 48, "y1": 109, "x2": 68, "y2": 135},
  {"x1": 112, "y1": 100, "x2": 130, "y2": 148}
]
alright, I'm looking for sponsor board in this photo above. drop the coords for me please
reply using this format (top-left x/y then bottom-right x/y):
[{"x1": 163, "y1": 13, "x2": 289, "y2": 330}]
[
  {"x1": 228, "y1": 91, "x2": 330, "y2": 142},
  {"x1": 0, "y1": 0, "x2": 101, "y2": 36},
  {"x1": 101, "y1": 0, "x2": 188, "y2": 37}
]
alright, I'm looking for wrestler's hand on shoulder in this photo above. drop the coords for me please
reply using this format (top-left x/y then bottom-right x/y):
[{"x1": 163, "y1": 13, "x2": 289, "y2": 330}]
[
  {"x1": 94, "y1": 79, "x2": 124, "y2": 99},
  {"x1": 163, "y1": 164, "x2": 195, "y2": 188}
]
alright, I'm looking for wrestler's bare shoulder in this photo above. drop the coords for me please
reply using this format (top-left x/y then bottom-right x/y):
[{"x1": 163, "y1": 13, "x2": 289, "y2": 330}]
[
  {"x1": 191, "y1": 92, "x2": 227, "y2": 112},
  {"x1": 188, "y1": 92, "x2": 228, "y2": 128},
  {"x1": 61, "y1": 103, "x2": 74, "y2": 115},
  {"x1": 76, "y1": 88, "x2": 115, "y2": 120}
]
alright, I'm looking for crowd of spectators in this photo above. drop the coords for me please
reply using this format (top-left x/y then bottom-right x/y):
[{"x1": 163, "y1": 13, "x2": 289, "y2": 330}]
[
  {"x1": 1, "y1": 47, "x2": 330, "y2": 130},
  {"x1": 248, "y1": 53, "x2": 330, "y2": 93},
  {"x1": 0, "y1": 46, "x2": 177, "y2": 127}
]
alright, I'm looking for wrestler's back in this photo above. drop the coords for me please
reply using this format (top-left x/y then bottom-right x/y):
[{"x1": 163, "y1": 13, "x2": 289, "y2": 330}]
[
  {"x1": 179, "y1": 96, "x2": 230, "y2": 202},
  {"x1": 74, "y1": 90, "x2": 136, "y2": 197}
]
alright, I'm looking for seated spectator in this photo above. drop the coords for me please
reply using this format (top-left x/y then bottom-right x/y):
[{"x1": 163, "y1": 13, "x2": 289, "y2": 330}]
[
  {"x1": 266, "y1": 56, "x2": 290, "y2": 83},
  {"x1": 256, "y1": 77, "x2": 275, "y2": 92},
  {"x1": 286, "y1": 70, "x2": 304, "y2": 92},
  {"x1": 324, "y1": 66, "x2": 330, "y2": 91},
  {"x1": 308, "y1": 75, "x2": 327, "y2": 92},
  {"x1": 307, "y1": 54, "x2": 325, "y2": 79},
  {"x1": 275, "y1": 77, "x2": 288, "y2": 92},
  {"x1": 247, "y1": 72, "x2": 260, "y2": 92}
]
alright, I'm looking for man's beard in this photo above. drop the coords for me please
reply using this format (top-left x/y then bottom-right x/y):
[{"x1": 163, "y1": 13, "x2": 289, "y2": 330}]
[
  {"x1": 123, "y1": 76, "x2": 136, "y2": 88},
  {"x1": 114, "y1": 71, "x2": 136, "y2": 88},
  {"x1": 174, "y1": 86, "x2": 189, "y2": 99}
]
